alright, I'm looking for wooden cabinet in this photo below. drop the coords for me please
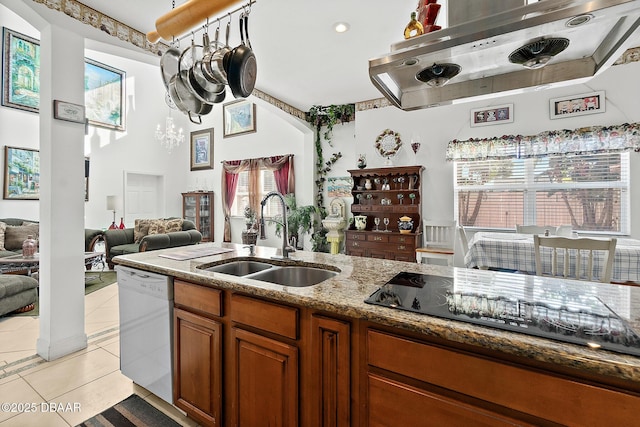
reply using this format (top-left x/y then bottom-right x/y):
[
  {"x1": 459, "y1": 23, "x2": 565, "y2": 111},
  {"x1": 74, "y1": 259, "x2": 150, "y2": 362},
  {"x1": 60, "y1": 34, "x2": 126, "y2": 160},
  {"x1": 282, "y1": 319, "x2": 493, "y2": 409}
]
[
  {"x1": 364, "y1": 327, "x2": 640, "y2": 426},
  {"x1": 345, "y1": 166, "x2": 423, "y2": 259},
  {"x1": 231, "y1": 327, "x2": 299, "y2": 426},
  {"x1": 311, "y1": 315, "x2": 351, "y2": 427},
  {"x1": 229, "y1": 294, "x2": 299, "y2": 425},
  {"x1": 173, "y1": 307, "x2": 223, "y2": 427},
  {"x1": 182, "y1": 191, "x2": 214, "y2": 242},
  {"x1": 173, "y1": 281, "x2": 224, "y2": 427}
]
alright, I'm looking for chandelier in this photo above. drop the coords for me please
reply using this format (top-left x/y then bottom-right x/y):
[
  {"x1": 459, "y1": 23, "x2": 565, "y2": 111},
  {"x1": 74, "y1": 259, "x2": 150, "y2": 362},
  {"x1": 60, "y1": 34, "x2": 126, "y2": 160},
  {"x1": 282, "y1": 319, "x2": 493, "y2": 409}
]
[{"x1": 155, "y1": 116, "x2": 184, "y2": 153}]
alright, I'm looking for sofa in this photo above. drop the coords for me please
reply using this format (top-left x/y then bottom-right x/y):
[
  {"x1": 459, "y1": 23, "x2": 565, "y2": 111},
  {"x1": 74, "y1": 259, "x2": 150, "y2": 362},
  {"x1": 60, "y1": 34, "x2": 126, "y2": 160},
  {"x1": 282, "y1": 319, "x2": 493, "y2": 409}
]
[
  {"x1": 0, "y1": 218, "x2": 103, "y2": 258},
  {"x1": 1, "y1": 218, "x2": 102, "y2": 316},
  {"x1": 103, "y1": 218, "x2": 202, "y2": 269}
]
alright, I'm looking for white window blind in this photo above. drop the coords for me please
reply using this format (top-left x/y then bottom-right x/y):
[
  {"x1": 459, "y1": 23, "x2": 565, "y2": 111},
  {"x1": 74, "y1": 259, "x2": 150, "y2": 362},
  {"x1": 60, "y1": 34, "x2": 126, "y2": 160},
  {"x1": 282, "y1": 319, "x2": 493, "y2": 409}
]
[{"x1": 454, "y1": 152, "x2": 629, "y2": 234}]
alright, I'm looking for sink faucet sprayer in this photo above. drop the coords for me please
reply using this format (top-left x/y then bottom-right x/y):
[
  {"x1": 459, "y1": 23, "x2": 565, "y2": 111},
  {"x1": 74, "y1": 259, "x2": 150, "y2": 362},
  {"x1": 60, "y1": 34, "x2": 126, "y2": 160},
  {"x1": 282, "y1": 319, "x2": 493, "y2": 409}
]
[{"x1": 260, "y1": 191, "x2": 295, "y2": 259}]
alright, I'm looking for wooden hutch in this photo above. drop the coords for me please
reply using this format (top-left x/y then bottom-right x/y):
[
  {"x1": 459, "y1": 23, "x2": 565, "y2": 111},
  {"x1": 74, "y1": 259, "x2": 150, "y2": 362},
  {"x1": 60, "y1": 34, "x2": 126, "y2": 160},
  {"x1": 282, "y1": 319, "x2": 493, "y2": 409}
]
[{"x1": 345, "y1": 166, "x2": 423, "y2": 261}]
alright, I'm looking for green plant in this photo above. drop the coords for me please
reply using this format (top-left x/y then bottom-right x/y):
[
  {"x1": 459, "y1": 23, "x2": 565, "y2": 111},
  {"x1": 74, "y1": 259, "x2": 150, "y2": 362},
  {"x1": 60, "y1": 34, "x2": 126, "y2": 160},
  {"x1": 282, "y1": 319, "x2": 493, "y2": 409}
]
[
  {"x1": 274, "y1": 194, "x2": 319, "y2": 249},
  {"x1": 243, "y1": 206, "x2": 257, "y2": 230},
  {"x1": 307, "y1": 104, "x2": 355, "y2": 210}
]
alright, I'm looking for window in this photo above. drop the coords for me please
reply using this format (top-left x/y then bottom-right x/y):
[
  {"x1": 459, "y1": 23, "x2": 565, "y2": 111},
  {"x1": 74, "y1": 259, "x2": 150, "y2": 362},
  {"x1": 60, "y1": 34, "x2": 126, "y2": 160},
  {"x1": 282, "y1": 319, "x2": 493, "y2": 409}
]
[
  {"x1": 230, "y1": 168, "x2": 283, "y2": 218},
  {"x1": 454, "y1": 152, "x2": 629, "y2": 234}
]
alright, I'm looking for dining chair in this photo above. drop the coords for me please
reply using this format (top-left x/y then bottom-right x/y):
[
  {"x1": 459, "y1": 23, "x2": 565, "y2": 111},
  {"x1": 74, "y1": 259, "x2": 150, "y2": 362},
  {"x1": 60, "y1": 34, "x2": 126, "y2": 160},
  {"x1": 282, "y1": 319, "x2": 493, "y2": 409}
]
[
  {"x1": 516, "y1": 224, "x2": 558, "y2": 235},
  {"x1": 533, "y1": 235, "x2": 617, "y2": 283},
  {"x1": 416, "y1": 220, "x2": 456, "y2": 266},
  {"x1": 457, "y1": 225, "x2": 469, "y2": 256}
]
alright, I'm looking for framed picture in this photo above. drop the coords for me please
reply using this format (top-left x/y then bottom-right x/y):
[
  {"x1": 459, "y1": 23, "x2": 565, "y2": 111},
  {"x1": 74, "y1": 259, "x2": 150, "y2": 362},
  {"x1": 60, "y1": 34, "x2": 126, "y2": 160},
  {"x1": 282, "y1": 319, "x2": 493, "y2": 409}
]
[
  {"x1": 223, "y1": 99, "x2": 256, "y2": 137},
  {"x1": 85, "y1": 157, "x2": 90, "y2": 201},
  {"x1": 85, "y1": 58, "x2": 126, "y2": 130},
  {"x1": 2, "y1": 27, "x2": 40, "y2": 113},
  {"x1": 3, "y1": 146, "x2": 39, "y2": 200},
  {"x1": 328, "y1": 176, "x2": 354, "y2": 198},
  {"x1": 190, "y1": 127, "x2": 214, "y2": 171},
  {"x1": 549, "y1": 91, "x2": 606, "y2": 119},
  {"x1": 470, "y1": 103, "x2": 514, "y2": 127},
  {"x1": 53, "y1": 100, "x2": 85, "y2": 123}
]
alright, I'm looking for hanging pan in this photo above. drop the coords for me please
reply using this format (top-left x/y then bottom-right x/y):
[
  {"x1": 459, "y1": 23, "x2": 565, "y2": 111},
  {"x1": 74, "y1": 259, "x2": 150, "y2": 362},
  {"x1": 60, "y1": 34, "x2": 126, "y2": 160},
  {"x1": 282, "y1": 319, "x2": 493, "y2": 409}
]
[{"x1": 227, "y1": 11, "x2": 257, "y2": 98}]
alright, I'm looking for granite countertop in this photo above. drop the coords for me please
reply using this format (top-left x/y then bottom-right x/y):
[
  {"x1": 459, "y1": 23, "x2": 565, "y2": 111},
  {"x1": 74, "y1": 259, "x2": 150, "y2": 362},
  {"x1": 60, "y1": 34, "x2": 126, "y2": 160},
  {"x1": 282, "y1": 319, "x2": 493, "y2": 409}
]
[{"x1": 113, "y1": 242, "x2": 640, "y2": 385}]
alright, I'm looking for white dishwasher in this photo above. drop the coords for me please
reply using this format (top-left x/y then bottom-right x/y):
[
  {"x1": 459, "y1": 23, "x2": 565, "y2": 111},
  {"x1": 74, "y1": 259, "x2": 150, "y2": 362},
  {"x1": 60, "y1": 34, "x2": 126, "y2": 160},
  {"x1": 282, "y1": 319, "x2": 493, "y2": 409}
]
[{"x1": 117, "y1": 265, "x2": 173, "y2": 404}]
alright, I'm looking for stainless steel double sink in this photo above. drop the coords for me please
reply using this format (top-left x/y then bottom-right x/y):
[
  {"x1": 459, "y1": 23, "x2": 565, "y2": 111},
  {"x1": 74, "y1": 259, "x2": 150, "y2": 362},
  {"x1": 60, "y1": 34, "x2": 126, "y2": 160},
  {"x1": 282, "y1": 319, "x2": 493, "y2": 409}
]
[{"x1": 198, "y1": 258, "x2": 339, "y2": 287}]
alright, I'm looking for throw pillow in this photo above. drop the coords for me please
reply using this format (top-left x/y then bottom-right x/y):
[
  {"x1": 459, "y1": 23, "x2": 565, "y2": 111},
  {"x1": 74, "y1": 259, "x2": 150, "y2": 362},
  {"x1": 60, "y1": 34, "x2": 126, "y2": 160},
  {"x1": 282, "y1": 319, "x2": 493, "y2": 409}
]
[
  {"x1": 4, "y1": 223, "x2": 40, "y2": 251},
  {"x1": 134, "y1": 219, "x2": 152, "y2": 243},
  {"x1": 0, "y1": 221, "x2": 6, "y2": 250},
  {"x1": 148, "y1": 219, "x2": 167, "y2": 235},
  {"x1": 164, "y1": 218, "x2": 184, "y2": 233}
]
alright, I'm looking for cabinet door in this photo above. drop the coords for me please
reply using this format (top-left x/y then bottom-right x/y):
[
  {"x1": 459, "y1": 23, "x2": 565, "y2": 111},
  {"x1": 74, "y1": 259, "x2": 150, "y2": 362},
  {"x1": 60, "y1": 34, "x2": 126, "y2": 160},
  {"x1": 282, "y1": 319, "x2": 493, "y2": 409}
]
[
  {"x1": 367, "y1": 374, "x2": 534, "y2": 427},
  {"x1": 310, "y1": 315, "x2": 351, "y2": 427},
  {"x1": 231, "y1": 327, "x2": 298, "y2": 426},
  {"x1": 198, "y1": 194, "x2": 212, "y2": 241},
  {"x1": 183, "y1": 195, "x2": 197, "y2": 223},
  {"x1": 174, "y1": 307, "x2": 222, "y2": 427}
]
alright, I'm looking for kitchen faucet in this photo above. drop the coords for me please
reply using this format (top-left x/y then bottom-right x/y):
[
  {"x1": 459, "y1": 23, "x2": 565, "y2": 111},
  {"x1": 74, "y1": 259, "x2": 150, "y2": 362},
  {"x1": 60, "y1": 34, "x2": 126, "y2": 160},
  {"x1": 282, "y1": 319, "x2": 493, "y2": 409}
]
[{"x1": 260, "y1": 191, "x2": 295, "y2": 259}]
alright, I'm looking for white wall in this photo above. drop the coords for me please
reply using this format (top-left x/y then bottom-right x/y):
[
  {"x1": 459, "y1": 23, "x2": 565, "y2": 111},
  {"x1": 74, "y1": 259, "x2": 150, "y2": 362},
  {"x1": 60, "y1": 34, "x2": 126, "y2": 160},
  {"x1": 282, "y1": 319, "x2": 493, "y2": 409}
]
[
  {"x1": 0, "y1": 4, "x2": 191, "y2": 229},
  {"x1": 0, "y1": 4, "x2": 40, "y2": 220},
  {"x1": 3, "y1": 2, "x2": 640, "y2": 251},
  {"x1": 350, "y1": 60, "x2": 640, "y2": 241}
]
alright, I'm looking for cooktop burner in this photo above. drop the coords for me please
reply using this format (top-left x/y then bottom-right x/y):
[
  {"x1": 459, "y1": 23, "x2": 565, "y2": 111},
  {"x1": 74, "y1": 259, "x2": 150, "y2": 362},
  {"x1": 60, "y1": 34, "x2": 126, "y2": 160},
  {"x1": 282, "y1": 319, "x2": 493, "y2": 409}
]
[{"x1": 365, "y1": 272, "x2": 640, "y2": 357}]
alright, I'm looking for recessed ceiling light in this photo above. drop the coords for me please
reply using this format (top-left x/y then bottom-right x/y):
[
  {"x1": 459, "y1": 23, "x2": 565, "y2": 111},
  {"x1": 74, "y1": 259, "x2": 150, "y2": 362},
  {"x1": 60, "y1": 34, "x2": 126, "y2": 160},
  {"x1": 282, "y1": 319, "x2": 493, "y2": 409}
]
[{"x1": 334, "y1": 22, "x2": 350, "y2": 33}]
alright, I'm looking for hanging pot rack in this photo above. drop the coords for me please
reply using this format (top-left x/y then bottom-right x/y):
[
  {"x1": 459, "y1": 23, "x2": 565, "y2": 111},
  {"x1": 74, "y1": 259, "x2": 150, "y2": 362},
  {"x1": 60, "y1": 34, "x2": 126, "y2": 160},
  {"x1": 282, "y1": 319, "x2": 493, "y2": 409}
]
[{"x1": 147, "y1": 0, "x2": 256, "y2": 44}]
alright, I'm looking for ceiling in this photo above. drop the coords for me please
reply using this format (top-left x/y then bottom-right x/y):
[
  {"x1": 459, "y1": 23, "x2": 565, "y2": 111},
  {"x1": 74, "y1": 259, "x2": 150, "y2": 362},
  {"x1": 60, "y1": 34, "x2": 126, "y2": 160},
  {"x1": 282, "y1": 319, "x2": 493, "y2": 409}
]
[
  {"x1": 9, "y1": 0, "x2": 640, "y2": 113},
  {"x1": 74, "y1": 0, "x2": 420, "y2": 112}
]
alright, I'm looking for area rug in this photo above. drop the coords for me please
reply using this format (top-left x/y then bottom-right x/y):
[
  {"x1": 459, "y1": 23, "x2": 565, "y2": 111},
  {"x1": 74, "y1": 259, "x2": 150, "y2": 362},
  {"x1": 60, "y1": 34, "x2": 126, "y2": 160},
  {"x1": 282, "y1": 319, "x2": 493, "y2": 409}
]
[
  {"x1": 76, "y1": 394, "x2": 181, "y2": 427},
  {"x1": 8, "y1": 271, "x2": 117, "y2": 318}
]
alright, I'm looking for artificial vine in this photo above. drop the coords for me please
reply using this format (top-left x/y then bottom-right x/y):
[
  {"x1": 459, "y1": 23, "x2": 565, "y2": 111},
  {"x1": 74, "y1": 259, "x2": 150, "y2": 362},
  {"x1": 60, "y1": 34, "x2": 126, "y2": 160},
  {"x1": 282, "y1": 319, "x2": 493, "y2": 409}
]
[
  {"x1": 307, "y1": 104, "x2": 355, "y2": 209},
  {"x1": 306, "y1": 103, "x2": 355, "y2": 251}
]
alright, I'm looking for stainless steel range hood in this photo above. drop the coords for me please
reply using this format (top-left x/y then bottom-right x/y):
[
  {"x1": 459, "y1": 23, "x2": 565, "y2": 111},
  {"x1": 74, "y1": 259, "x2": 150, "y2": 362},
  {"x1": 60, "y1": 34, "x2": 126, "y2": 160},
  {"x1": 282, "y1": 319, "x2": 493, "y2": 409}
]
[{"x1": 369, "y1": 0, "x2": 640, "y2": 110}]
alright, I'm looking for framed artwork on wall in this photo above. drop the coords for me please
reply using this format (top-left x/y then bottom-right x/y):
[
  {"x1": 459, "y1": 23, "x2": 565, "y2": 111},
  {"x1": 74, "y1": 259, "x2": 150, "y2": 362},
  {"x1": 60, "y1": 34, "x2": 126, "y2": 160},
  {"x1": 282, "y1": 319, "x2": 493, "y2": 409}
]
[
  {"x1": 223, "y1": 99, "x2": 256, "y2": 137},
  {"x1": 3, "y1": 146, "x2": 39, "y2": 200},
  {"x1": 328, "y1": 176, "x2": 354, "y2": 198},
  {"x1": 190, "y1": 127, "x2": 214, "y2": 171},
  {"x1": 53, "y1": 100, "x2": 85, "y2": 123},
  {"x1": 470, "y1": 103, "x2": 514, "y2": 127},
  {"x1": 85, "y1": 157, "x2": 90, "y2": 201},
  {"x1": 2, "y1": 27, "x2": 40, "y2": 113},
  {"x1": 85, "y1": 58, "x2": 126, "y2": 131},
  {"x1": 549, "y1": 91, "x2": 605, "y2": 119}
]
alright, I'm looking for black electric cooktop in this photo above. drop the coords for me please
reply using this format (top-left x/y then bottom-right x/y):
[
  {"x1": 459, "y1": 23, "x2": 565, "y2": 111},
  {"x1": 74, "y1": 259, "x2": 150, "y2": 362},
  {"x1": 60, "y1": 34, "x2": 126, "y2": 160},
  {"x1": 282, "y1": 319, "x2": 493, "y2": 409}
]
[{"x1": 365, "y1": 272, "x2": 640, "y2": 357}]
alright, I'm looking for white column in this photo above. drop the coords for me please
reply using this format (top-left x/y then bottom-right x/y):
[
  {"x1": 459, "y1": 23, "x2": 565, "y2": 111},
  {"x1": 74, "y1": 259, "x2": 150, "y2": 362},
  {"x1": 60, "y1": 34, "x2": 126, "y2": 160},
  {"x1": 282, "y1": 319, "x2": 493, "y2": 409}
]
[{"x1": 36, "y1": 23, "x2": 87, "y2": 360}]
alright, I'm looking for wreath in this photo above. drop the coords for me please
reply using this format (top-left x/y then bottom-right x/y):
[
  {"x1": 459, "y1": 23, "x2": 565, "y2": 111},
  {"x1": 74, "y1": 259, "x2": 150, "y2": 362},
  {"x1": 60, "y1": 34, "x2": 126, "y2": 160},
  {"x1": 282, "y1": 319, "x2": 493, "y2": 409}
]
[{"x1": 375, "y1": 129, "x2": 402, "y2": 158}]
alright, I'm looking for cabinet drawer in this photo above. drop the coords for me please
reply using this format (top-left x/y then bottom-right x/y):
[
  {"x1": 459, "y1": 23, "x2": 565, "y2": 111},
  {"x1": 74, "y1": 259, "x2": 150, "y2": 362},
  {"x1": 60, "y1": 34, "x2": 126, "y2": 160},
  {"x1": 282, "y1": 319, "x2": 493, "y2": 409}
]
[
  {"x1": 389, "y1": 234, "x2": 414, "y2": 244},
  {"x1": 367, "y1": 234, "x2": 388, "y2": 243},
  {"x1": 174, "y1": 280, "x2": 222, "y2": 317},
  {"x1": 346, "y1": 232, "x2": 367, "y2": 241},
  {"x1": 231, "y1": 294, "x2": 298, "y2": 340},
  {"x1": 367, "y1": 329, "x2": 640, "y2": 426}
]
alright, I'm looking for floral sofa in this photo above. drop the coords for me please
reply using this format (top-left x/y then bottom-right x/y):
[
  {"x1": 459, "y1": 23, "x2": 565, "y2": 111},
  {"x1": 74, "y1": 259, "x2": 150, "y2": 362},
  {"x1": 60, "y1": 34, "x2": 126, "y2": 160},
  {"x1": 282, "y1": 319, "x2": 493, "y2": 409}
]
[{"x1": 103, "y1": 218, "x2": 202, "y2": 269}]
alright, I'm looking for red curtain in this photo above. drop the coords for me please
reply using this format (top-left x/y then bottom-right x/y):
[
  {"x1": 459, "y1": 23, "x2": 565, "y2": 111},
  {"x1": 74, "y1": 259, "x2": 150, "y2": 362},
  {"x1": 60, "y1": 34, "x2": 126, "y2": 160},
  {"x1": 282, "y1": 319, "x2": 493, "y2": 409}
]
[
  {"x1": 221, "y1": 160, "x2": 249, "y2": 242},
  {"x1": 221, "y1": 155, "x2": 294, "y2": 243}
]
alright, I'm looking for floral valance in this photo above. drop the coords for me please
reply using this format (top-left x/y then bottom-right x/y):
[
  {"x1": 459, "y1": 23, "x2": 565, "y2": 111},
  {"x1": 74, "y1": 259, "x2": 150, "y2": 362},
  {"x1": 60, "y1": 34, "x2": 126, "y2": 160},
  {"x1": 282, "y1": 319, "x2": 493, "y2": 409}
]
[{"x1": 445, "y1": 123, "x2": 640, "y2": 162}]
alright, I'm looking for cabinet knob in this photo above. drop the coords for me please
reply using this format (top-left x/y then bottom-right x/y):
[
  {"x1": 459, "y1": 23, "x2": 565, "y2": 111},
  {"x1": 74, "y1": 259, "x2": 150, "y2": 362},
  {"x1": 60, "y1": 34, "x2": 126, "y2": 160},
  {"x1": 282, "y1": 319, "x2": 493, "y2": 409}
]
[
  {"x1": 352, "y1": 242, "x2": 360, "y2": 247},
  {"x1": 398, "y1": 245, "x2": 406, "y2": 250},
  {"x1": 374, "y1": 236, "x2": 383, "y2": 241}
]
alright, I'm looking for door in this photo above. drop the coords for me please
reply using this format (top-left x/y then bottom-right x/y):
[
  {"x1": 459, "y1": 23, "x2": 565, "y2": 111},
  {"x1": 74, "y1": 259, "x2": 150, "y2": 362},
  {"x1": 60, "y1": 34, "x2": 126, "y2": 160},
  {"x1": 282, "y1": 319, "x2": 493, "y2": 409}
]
[{"x1": 124, "y1": 172, "x2": 164, "y2": 225}]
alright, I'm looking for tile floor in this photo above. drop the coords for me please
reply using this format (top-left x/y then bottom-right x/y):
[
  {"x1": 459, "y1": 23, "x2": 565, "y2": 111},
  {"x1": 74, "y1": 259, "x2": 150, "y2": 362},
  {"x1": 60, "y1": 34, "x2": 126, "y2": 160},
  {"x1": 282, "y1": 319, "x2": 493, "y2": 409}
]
[{"x1": 0, "y1": 279, "x2": 199, "y2": 426}]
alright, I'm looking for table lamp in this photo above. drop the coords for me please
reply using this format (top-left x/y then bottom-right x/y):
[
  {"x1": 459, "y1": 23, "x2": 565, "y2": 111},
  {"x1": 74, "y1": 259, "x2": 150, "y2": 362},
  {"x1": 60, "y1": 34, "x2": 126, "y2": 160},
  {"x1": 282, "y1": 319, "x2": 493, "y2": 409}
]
[{"x1": 106, "y1": 195, "x2": 119, "y2": 229}]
